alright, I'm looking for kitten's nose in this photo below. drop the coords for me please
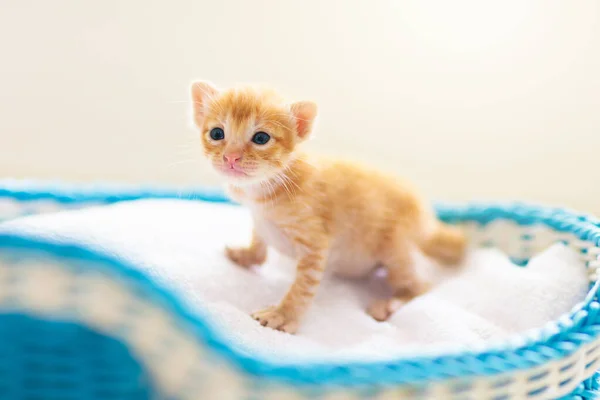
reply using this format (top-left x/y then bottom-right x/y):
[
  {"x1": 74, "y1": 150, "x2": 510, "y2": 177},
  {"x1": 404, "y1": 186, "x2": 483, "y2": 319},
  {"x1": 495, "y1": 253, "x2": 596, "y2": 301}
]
[{"x1": 223, "y1": 153, "x2": 242, "y2": 166}]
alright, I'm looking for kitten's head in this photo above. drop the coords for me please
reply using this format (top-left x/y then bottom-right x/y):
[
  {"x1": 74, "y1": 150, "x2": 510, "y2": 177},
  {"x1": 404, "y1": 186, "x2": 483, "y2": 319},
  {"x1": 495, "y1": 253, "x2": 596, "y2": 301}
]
[{"x1": 191, "y1": 81, "x2": 317, "y2": 185}]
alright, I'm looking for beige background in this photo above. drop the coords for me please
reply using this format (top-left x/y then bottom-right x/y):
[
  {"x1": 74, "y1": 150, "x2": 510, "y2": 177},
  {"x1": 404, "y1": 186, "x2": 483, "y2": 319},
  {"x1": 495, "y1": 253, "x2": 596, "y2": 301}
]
[{"x1": 1, "y1": 0, "x2": 599, "y2": 212}]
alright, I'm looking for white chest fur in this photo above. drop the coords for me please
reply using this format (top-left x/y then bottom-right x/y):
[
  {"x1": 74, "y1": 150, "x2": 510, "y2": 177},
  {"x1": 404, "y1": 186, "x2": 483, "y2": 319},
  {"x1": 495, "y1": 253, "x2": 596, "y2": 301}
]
[{"x1": 252, "y1": 212, "x2": 297, "y2": 258}]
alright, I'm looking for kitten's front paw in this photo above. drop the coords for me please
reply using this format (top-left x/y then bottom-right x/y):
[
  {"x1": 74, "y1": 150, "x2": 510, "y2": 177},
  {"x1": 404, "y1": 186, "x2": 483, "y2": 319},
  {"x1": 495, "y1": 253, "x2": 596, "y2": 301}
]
[
  {"x1": 225, "y1": 246, "x2": 265, "y2": 268},
  {"x1": 251, "y1": 306, "x2": 298, "y2": 334}
]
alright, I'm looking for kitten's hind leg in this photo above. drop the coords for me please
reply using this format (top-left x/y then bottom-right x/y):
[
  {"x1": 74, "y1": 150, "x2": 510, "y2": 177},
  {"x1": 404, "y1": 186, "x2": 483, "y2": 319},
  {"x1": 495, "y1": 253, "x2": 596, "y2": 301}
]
[
  {"x1": 225, "y1": 229, "x2": 267, "y2": 268},
  {"x1": 367, "y1": 240, "x2": 430, "y2": 322}
]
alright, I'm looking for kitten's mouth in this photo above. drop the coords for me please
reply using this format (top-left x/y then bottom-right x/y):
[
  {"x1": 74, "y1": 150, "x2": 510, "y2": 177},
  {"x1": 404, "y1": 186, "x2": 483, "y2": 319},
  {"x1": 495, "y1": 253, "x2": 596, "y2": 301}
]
[{"x1": 220, "y1": 165, "x2": 249, "y2": 178}]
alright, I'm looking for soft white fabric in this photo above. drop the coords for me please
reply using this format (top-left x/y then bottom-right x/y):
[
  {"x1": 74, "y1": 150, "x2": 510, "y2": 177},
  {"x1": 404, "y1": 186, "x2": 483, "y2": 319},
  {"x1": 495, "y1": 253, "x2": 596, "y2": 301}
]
[{"x1": 0, "y1": 200, "x2": 589, "y2": 362}]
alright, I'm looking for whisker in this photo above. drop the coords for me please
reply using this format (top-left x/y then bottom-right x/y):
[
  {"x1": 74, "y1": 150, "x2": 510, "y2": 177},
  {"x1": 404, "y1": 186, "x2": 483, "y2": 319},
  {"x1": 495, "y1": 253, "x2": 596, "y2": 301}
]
[
  {"x1": 281, "y1": 172, "x2": 301, "y2": 194},
  {"x1": 259, "y1": 179, "x2": 275, "y2": 209},
  {"x1": 275, "y1": 174, "x2": 293, "y2": 200}
]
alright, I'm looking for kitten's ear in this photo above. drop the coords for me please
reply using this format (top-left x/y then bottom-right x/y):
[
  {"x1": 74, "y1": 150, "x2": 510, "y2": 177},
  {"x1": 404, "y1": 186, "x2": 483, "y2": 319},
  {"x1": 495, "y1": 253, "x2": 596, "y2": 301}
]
[
  {"x1": 290, "y1": 101, "x2": 317, "y2": 140},
  {"x1": 190, "y1": 81, "x2": 219, "y2": 126}
]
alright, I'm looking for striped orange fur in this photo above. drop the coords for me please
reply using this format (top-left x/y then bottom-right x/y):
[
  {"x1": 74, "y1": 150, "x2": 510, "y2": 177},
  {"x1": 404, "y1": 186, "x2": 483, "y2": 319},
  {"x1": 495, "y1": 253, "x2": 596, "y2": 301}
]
[{"x1": 191, "y1": 81, "x2": 466, "y2": 333}]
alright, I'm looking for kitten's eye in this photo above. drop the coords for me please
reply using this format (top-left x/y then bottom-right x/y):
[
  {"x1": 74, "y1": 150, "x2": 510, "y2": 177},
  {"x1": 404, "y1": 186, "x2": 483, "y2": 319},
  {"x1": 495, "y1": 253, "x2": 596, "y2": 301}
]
[
  {"x1": 209, "y1": 127, "x2": 225, "y2": 141},
  {"x1": 251, "y1": 131, "x2": 271, "y2": 145}
]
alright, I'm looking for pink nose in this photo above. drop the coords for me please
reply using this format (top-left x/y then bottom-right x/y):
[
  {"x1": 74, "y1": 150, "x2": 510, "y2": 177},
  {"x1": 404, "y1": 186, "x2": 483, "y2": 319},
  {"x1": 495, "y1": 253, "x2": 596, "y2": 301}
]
[{"x1": 223, "y1": 153, "x2": 242, "y2": 166}]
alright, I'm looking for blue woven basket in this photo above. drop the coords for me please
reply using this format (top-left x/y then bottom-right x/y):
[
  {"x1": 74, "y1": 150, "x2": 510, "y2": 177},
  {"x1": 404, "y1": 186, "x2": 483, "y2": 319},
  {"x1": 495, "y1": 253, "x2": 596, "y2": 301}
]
[{"x1": 0, "y1": 180, "x2": 599, "y2": 399}]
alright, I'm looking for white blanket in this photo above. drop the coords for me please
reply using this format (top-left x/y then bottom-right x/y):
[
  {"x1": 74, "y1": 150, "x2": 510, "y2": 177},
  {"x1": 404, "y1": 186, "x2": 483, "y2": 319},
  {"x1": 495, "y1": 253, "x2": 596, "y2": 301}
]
[{"x1": 0, "y1": 200, "x2": 589, "y2": 363}]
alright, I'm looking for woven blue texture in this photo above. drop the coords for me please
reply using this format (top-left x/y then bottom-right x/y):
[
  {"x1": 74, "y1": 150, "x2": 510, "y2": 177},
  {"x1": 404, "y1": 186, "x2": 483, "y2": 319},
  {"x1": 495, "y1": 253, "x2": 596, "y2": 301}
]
[
  {"x1": 0, "y1": 181, "x2": 599, "y2": 399},
  {"x1": 0, "y1": 314, "x2": 152, "y2": 399}
]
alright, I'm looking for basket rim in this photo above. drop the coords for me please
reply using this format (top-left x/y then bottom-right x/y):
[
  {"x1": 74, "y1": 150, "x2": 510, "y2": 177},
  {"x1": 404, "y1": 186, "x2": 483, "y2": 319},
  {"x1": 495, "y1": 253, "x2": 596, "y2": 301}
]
[{"x1": 0, "y1": 180, "x2": 599, "y2": 388}]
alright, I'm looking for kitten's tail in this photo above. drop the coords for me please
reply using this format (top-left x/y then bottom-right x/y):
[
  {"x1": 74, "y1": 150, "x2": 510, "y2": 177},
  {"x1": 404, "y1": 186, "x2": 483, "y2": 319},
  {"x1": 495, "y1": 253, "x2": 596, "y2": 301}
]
[{"x1": 418, "y1": 223, "x2": 467, "y2": 266}]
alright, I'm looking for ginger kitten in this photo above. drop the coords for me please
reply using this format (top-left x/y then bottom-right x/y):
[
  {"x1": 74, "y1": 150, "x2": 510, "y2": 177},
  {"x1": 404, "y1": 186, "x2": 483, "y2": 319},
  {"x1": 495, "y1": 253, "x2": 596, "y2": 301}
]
[{"x1": 191, "y1": 81, "x2": 466, "y2": 333}]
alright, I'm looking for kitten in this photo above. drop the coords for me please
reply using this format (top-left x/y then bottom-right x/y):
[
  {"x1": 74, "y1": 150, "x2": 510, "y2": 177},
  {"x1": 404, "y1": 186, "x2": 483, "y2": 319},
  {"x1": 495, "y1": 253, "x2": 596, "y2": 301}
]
[{"x1": 191, "y1": 81, "x2": 466, "y2": 333}]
